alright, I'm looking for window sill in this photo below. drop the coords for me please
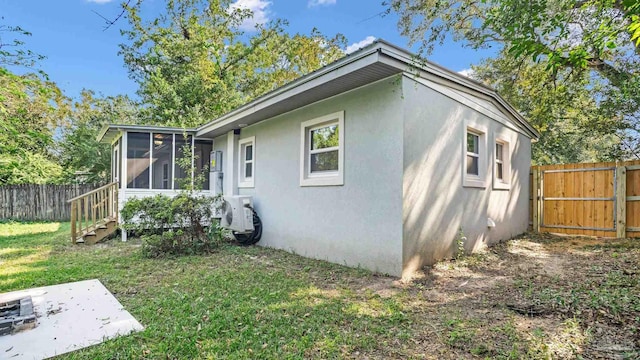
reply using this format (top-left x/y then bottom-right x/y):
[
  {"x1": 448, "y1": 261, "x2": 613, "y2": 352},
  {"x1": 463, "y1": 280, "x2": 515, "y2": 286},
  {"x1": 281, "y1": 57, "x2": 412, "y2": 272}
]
[
  {"x1": 238, "y1": 180, "x2": 254, "y2": 188},
  {"x1": 300, "y1": 174, "x2": 343, "y2": 187},
  {"x1": 493, "y1": 180, "x2": 510, "y2": 190},
  {"x1": 463, "y1": 177, "x2": 486, "y2": 189}
]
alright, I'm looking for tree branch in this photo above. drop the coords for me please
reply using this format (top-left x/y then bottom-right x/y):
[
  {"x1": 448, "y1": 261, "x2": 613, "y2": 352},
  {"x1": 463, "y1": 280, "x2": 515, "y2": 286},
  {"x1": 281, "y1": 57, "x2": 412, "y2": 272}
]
[{"x1": 92, "y1": 0, "x2": 137, "y2": 31}]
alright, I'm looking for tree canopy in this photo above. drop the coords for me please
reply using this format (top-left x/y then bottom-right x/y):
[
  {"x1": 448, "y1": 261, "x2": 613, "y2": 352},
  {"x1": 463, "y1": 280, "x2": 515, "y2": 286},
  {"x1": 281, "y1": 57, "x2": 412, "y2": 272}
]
[
  {"x1": 120, "y1": 0, "x2": 347, "y2": 127},
  {"x1": 0, "y1": 24, "x2": 70, "y2": 184},
  {"x1": 58, "y1": 90, "x2": 140, "y2": 184}
]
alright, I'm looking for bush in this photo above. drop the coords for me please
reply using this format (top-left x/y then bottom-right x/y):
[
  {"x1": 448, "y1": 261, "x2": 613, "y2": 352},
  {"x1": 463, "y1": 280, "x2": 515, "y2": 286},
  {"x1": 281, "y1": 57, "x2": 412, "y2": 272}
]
[{"x1": 121, "y1": 193, "x2": 226, "y2": 257}]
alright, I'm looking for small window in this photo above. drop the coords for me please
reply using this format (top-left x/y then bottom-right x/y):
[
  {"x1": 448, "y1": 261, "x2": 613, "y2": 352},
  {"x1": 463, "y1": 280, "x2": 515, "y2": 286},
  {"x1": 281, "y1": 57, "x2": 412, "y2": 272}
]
[
  {"x1": 238, "y1": 136, "x2": 255, "y2": 188},
  {"x1": 463, "y1": 125, "x2": 486, "y2": 188},
  {"x1": 495, "y1": 143, "x2": 504, "y2": 180},
  {"x1": 300, "y1": 111, "x2": 344, "y2": 186},
  {"x1": 310, "y1": 124, "x2": 339, "y2": 173},
  {"x1": 466, "y1": 132, "x2": 480, "y2": 176},
  {"x1": 493, "y1": 139, "x2": 510, "y2": 190}
]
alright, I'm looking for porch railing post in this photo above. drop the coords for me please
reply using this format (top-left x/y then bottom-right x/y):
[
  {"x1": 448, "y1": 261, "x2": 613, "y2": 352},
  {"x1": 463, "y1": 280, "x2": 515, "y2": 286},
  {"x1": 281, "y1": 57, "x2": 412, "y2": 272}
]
[{"x1": 70, "y1": 200, "x2": 77, "y2": 243}]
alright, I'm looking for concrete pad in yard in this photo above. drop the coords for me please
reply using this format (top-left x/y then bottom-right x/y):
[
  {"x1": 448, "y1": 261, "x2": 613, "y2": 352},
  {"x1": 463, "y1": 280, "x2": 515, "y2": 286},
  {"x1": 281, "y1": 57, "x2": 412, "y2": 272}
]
[{"x1": 0, "y1": 279, "x2": 144, "y2": 359}]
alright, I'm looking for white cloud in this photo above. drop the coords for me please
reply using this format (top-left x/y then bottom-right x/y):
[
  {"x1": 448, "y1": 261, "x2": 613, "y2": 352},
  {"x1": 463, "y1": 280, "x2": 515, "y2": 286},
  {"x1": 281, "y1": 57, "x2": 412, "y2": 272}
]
[
  {"x1": 345, "y1": 36, "x2": 376, "y2": 54},
  {"x1": 86, "y1": 0, "x2": 115, "y2": 3},
  {"x1": 308, "y1": 0, "x2": 337, "y2": 7},
  {"x1": 458, "y1": 68, "x2": 475, "y2": 78},
  {"x1": 229, "y1": 0, "x2": 272, "y2": 31}
]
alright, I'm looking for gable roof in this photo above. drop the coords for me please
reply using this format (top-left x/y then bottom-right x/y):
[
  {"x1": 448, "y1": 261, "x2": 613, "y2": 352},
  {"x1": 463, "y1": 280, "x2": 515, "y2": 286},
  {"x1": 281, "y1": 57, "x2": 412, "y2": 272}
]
[{"x1": 196, "y1": 39, "x2": 539, "y2": 139}]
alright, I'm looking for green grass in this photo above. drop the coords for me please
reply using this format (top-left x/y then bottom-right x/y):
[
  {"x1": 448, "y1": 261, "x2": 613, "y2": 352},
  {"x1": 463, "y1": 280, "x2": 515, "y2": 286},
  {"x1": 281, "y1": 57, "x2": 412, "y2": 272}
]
[
  {"x1": 2, "y1": 222, "x2": 639, "y2": 359},
  {"x1": 0, "y1": 222, "x2": 408, "y2": 359}
]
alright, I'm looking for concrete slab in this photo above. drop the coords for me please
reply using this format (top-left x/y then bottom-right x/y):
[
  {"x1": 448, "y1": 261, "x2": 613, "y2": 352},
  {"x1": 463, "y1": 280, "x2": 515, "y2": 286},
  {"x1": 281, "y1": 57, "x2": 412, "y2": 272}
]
[{"x1": 0, "y1": 279, "x2": 144, "y2": 359}]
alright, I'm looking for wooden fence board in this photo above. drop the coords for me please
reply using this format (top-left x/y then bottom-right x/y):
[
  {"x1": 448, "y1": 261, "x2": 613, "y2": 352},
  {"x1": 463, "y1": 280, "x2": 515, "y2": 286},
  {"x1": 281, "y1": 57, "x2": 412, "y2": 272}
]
[
  {"x1": 0, "y1": 184, "x2": 100, "y2": 221},
  {"x1": 533, "y1": 160, "x2": 640, "y2": 238},
  {"x1": 628, "y1": 164, "x2": 640, "y2": 237}
]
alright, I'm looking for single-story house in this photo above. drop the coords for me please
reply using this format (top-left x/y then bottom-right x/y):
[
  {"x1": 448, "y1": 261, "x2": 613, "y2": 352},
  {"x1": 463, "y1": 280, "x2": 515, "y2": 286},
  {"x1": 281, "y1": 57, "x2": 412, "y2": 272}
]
[{"x1": 98, "y1": 40, "x2": 539, "y2": 277}]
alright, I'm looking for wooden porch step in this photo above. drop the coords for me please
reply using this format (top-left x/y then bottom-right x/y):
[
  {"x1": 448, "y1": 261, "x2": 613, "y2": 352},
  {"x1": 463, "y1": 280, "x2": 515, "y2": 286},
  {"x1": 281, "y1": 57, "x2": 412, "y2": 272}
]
[{"x1": 80, "y1": 219, "x2": 118, "y2": 245}]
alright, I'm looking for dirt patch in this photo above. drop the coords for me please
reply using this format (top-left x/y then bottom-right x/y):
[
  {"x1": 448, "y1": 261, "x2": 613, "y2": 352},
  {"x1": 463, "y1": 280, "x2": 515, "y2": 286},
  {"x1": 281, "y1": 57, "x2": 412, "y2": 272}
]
[{"x1": 376, "y1": 233, "x2": 640, "y2": 359}]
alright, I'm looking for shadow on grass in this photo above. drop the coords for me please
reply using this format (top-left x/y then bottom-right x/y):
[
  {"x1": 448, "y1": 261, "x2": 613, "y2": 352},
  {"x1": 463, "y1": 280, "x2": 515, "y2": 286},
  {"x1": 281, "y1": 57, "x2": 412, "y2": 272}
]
[
  {"x1": 73, "y1": 256, "x2": 409, "y2": 359},
  {"x1": 0, "y1": 222, "x2": 77, "y2": 291},
  {"x1": 0, "y1": 221, "x2": 61, "y2": 238}
]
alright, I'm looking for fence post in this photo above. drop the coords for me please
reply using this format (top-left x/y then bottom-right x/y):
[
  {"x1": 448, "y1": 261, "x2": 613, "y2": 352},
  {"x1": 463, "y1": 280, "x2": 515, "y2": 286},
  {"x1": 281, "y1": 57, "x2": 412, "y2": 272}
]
[
  {"x1": 532, "y1": 167, "x2": 541, "y2": 233},
  {"x1": 616, "y1": 165, "x2": 627, "y2": 238}
]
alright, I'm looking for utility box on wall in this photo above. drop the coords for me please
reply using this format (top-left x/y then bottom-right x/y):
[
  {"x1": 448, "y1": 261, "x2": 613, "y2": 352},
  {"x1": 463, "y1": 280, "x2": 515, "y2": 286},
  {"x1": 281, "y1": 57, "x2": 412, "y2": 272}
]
[{"x1": 210, "y1": 150, "x2": 224, "y2": 195}]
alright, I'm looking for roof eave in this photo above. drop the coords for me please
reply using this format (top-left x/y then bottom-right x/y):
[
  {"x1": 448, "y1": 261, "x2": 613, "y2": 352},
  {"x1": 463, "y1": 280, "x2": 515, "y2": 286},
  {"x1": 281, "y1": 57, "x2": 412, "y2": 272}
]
[
  {"x1": 97, "y1": 124, "x2": 199, "y2": 144},
  {"x1": 196, "y1": 45, "x2": 384, "y2": 136}
]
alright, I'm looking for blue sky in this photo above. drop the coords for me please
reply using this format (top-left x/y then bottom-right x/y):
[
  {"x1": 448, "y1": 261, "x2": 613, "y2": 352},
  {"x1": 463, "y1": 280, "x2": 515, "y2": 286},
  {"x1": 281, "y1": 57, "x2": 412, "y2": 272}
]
[{"x1": 1, "y1": 0, "x2": 495, "y2": 100}]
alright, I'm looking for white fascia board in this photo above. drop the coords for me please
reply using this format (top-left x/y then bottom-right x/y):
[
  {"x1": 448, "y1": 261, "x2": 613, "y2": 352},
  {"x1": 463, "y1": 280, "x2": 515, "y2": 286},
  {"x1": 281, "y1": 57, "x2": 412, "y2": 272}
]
[
  {"x1": 97, "y1": 125, "x2": 112, "y2": 143},
  {"x1": 196, "y1": 49, "x2": 382, "y2": 137},
  {"x1": 97, "y1": 124, "x2": 198, "y2": 143},
  {"x1": 390, "y1": 67, "x2": 538, "y2": 139},
  {"x1": 408, "y1": 75, "x2": 527, "y2": 136},
  {"x1": 377, "y1": 44, "x2": 496, "y2": 94}
]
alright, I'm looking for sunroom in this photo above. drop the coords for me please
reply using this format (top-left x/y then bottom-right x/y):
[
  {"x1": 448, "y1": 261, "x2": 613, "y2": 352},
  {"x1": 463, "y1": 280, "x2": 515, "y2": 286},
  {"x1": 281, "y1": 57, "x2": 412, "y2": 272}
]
[
  {"x1": 98, "y1": 125, "x2": 215, "y2": 195},
  {"x1": 67, "y1": 125, "x2": 217, "y2": 244}
]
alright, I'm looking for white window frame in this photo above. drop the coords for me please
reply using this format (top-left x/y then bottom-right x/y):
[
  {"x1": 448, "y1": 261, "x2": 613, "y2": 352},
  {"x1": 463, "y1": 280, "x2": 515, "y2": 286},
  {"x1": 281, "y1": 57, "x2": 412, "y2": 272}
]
[
  {"x1": 300, "y1": 111, "x2": 344, "y2": 187},
  {"x1": 238, "y1": 136, "x2": 255, "y2": 188},
  {"x1": 463, "y1": 122, "x2": 487, "y2": 188},
  {"x1": 493, "y1": 137, "x2": 511, "y2": 190}
]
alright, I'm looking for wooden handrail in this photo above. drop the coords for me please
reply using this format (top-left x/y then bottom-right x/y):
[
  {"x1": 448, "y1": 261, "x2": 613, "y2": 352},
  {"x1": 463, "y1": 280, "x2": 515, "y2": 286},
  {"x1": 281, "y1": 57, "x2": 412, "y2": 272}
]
[
  {"x1": 67, "y1": 182, "x2": 118, "y2": 203},
  {"x1": 69, "y1": 182, "x2": 119, "y2": 244}
]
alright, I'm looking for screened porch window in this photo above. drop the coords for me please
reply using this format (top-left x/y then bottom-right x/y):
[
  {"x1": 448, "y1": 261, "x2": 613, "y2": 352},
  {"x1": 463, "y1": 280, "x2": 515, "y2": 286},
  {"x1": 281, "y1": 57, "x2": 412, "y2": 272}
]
[
  {"x1": 152, "y1": 134, "x2": 173, "y2": 189},
  {"x1": 194, "y1": 140, "x2": 212, "y2": 190},
  {"x1": 127, "y1": 132, "x2": 150, "y2": 189},
  {"x1": 124, "y1": 132, "x2": 211, "y2": 190},
  {"x1": 174, "y1": 135, "x2": 193, "y2": 190}
]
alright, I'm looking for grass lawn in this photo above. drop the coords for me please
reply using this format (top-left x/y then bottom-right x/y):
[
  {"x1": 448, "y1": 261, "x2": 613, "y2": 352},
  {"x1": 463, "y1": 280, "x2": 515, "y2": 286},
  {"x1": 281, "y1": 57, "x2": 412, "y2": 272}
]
[{"x1": 1, "y1": 222, "x2": 639, "y2": 359}]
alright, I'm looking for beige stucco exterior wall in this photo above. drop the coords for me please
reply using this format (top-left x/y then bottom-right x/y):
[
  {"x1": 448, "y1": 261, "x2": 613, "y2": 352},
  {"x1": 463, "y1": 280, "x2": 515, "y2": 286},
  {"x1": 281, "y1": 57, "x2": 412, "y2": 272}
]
[
  {"x1": 401, "y1": 75, "x2": 532, "y2": 277},
  {"x1": 217, "y1": 76, "x2": 405, "y2": 275}
]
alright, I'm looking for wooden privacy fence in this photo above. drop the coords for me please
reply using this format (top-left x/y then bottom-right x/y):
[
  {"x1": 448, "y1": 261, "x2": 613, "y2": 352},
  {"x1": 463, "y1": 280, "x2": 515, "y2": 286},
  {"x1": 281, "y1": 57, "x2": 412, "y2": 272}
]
[
  {"x1": 0, "y1": 184, "x2": 100, "y2": 221},
  {"x1": 530, "y1": 160, "x2": 640, "y2": 238}
]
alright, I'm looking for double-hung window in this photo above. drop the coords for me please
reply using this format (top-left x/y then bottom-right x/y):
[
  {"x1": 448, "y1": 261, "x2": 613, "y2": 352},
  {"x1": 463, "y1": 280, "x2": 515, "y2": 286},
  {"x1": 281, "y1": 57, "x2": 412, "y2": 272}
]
[
  {"x1": 300, "y1": 111, "x2": 344, "y2": 186},
  {"x1": 463, "y1": 124, "x2": 487, "y2": 188},
  {"x1": 493, "y1": 139, "x2": 510, "y2": 189},
  {"x1": 495, "y1": 143, "x2": 504, "y2": 180},
  {"x1": 238, "y1": 136, "x2": 255, "y2": 188},
  {"x1": 466, "y1": 132, "x2": 480, "y2": 176}
]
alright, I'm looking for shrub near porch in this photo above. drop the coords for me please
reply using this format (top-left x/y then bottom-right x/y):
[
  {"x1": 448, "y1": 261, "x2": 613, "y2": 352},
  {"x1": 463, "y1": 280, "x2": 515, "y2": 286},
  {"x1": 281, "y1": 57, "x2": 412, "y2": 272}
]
[{"x1": 119, "y1": 193, "x2": 221, "y2": 257}]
